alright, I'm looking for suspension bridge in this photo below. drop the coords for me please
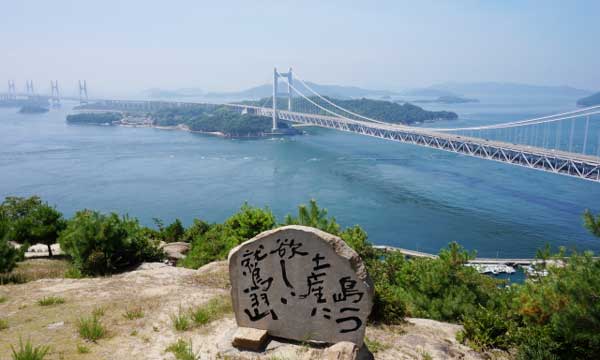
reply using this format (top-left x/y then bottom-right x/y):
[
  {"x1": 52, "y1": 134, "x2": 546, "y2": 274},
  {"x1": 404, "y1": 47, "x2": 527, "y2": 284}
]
[{"x1": 1, "y1": 70, "x2": 600, "y2": 182}]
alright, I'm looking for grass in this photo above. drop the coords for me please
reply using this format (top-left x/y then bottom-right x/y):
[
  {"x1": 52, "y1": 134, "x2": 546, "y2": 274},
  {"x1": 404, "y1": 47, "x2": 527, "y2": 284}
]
[
  {"x1": 0, "y1": 295, "x2": 6, "y2": 303},
  {"x1": 77, "y1": 315, "x2": 106, "y2": 342},
  {"x1": 37, "y1": 296, "x2": 65, "y2": 306},
  {"x1": 3, "y1": 258, "x2": 70, "y2": 284},
  {"x1": 76, "y1": 344, "x2": 90, "y2": 354},
  {"x1": 417, "y1": 348, "x2": 433, "y2": 360},
  {"x1": 171, "y1": 308, "x2": 191, "y2": 332},
  {"x1": 10, "y1": 338, "x2": 50, "y2": 360},
  {"x1": 165, "y1": 339, "x2": 201, "y2": 360},
  {"x1": 122, "y1": 306, "x2": 144, "y2": 320},
  {"x1": 0, "y1": 318, "x2": 8, "y2": 330},
  {"x1": 189, "y1": 296, "x2": 232, "y2": 326},
  {"x1": 365, "y1": 337, "x2": 390, "y2": 353},
  {"x1": 92, "y1": 306, "x2": 106, "y2": 317}
]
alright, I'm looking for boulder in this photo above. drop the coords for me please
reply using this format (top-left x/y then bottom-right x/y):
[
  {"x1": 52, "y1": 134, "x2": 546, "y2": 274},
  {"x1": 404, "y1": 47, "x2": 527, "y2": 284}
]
[
  {"x1": 228, "y1": 225, "x2": 373, "y2": 347},
  {"x1": 161, "y1": 242, "x2": 190, "y2": 261},
  {"x1": 231, "y1": 327, "x2": 269, "y2": 351},
  {"x1": 323, "y1": 341, "x2": 359, "y2": 360}
]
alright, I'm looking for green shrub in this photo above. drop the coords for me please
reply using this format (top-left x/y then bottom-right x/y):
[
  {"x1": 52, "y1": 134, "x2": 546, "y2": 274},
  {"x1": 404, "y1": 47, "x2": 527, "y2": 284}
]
[
  {"x1": 224, "y1": 203, "x2": 276, "y2": 241},
  {"x1": 182, "y1": 204, "x2": 275, "y2": 269},
  {"x1": 59, "y1": 210, "x2": 164, "y2": 275},
  {"x1": 0, "y1": 318, "x2": 8, "y2": 330},
  {"x1": 10, "y1": 338, "x2": 50, "y2": 360},
  {"x1": 153, "y1": 218, "x2": 186, "y2": 243},
  {"x1": 77, "y1": 315, "x2": 106, "y2": 341},
  {"x1": 180, "y1": 224, "x2": 236, "y2": 269},
  {"x1": 0, "y1": 236, "x2": 19, "y2": 274},
  {"x1": 37, "y1": 296, "x2": 65, "y2": 306},
  {"x1": 0, "y1": 295, "x2": 6, "y2": 303},
  {"x1": 165, "y1": 339, "x2": 200, "y2": 360},
  {"x1": 284, "y1": 199, "x2": 340, "y2": 235},
  {"x1": 181, "y1": 219, "x2": 210, "y2": 243}
]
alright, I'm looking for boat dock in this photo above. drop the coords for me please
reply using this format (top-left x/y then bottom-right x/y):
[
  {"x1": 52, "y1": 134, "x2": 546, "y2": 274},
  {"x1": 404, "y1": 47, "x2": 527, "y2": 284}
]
[{"x1": 373, "y1": 245, "x2": 537, "y2": 266}]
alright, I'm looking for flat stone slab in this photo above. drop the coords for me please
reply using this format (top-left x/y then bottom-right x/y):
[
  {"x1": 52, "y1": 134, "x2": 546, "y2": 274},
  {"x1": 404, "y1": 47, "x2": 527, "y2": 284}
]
[
  {"x1": 228, "y1": 225, "x2": 373, "y2": 346},
  {"x1": 232, "y1": 327, "x2": 269, "y2": 351},
  {"x1": 324, "y1": 341, "x2": 359, "y2": 360}
]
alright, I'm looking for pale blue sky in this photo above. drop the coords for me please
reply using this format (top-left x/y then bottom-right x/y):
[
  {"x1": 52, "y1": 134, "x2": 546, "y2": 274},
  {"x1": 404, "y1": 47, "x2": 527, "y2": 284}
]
[{"x1": 1, "y1": 0, "x2": 599, "y2": 96}]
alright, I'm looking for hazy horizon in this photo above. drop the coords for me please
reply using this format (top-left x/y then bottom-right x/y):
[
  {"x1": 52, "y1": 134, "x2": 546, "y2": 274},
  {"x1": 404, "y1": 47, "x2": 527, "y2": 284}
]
[{"x1": 1, "y1": 0, "x2": 599, "y2": 97}]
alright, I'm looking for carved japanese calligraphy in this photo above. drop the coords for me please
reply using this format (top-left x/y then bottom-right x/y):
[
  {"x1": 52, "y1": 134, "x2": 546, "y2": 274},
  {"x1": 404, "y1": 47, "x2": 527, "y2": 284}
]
[{"x1": 228, "y1": 225, "x2": 373, "y2": 346}]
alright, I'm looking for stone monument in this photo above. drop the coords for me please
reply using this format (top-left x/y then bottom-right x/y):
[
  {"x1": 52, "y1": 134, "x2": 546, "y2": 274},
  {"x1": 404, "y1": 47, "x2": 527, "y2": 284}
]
[{"x1": 228, "y1": 225, "x2": 373, "y2": 347}]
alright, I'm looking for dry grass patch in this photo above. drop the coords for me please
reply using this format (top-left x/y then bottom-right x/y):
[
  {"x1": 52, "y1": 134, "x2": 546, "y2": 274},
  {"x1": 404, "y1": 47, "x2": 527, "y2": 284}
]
[
  {"x1": 5, "y1": 258, "x2": 71, "y2": 283},
  {"x1": 122, "y1": 306, "x2": 144, "y2": 320},
  {"x1": 365, "y1": 337, "x2": 391, "y2": 353}
]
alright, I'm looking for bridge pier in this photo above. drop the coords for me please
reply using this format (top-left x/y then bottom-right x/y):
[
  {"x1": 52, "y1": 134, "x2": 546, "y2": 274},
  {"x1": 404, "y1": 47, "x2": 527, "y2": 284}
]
[{"x1": 272, "y1": 67, "x2": 293, "y2": 131}]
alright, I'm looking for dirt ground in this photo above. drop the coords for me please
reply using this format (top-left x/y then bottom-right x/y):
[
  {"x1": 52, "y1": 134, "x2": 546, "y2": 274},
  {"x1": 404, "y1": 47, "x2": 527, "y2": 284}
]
[{"x1": 0, "y1": 260, "x2": 496, "y2": 360}]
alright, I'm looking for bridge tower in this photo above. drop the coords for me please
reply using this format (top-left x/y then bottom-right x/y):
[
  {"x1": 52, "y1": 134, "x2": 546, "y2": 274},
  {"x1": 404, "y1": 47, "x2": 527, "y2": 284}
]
[
  {"x1": 272, "y1": 67, "x2": 293, "y2": 131},
  {"x1": 78, "y1": 80, "x2": 88, "y2": 104},
  {"x1": 8, "y1": 80, "x2": 16, "y2": 99},
  {"x1": 25, "y1": 80, "x2": 34, "y2": 97},
  {"x1": 50, "y1": 80, "x2": 61, "y2": 107}
]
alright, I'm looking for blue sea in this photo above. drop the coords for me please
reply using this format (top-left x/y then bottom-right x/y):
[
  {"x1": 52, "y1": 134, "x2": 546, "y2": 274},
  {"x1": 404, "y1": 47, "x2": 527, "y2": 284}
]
[{"x1": 1, "y1": 98, "x2": 599, "y2": 258}]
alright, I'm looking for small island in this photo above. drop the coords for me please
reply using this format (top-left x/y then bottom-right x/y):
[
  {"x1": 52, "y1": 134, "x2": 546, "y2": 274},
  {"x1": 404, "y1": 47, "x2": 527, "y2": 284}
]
[
  {"x1": 18, "y1": 104, "x2": 49, "y2": 114},
  {"x1": 413, "y1": 95, "x2": 479, "y2": 104},
  {"x1": 577, "y1": 91, "x2": 600, "y2": 106}
]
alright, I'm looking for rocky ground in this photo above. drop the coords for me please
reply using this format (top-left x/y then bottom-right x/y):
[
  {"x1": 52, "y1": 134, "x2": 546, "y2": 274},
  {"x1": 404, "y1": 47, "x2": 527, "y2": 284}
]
[{"x1": 0, "y1": 260, "x2": 498, "y2": 360}]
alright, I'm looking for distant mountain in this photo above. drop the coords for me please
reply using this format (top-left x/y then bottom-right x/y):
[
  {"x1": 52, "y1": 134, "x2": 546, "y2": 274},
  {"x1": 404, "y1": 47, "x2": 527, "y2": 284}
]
[
  {"x1": 429, "y1": 82, "x2": 592, "y2": 98},
  {"x1": 577, "y1": 91, "x2": 600, "y2": 106},
  {"x1": 205, "y1": 81, "x2": 398, "y2": 100}
]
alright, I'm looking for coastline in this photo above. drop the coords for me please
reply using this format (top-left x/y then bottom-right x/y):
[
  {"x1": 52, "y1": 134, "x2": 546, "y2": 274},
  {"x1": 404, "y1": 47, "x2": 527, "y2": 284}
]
[{"x1": 82, "y1": 121, "x2": 299, "y2": 139}]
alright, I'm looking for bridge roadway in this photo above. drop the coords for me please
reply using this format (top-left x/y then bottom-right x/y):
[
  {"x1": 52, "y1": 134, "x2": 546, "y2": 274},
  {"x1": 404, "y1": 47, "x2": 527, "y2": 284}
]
[
  {"x1": 232, "y1": 104, "x2": 600, "y2": 183},
  {"x1": 8, "y1": 97, "x2": 600, "y2": 182}
]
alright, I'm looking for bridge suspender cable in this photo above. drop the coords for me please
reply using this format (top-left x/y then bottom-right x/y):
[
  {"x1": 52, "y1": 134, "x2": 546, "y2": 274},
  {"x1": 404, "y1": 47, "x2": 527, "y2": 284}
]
[
  {"x1": 280, "y1": 70, "x2": 600, "y2": 133},
  {"x1": 276, "y1": 72, "x2": 371, "y2": 125},
  {"x1": 290, "y1": 71, "x2": 391, "y2": 125}
]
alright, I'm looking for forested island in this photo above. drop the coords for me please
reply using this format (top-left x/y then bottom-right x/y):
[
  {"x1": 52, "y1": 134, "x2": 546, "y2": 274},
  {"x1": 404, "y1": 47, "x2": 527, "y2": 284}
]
[
  {"x1": 18, "y1": 105, "x2": 49, "y2": 114},
  {"x1": 67, "y1": 106, "x2": 299, "y2": 137},
  {"x1": 153, "y1": 106, "x2": 298, "y2": 137},
  {"x1": 70, "y1": 97, "x2": 457, "y2": 137},
  {"x1": 242, "y1": 96, "x2": 458, "y2": 124},
  {"x1": 66, "y1": 112, "x2": 122, "y2": 125},
  {"x1": 577, "y1": 91, "x2": 600, "y2": 106}
]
